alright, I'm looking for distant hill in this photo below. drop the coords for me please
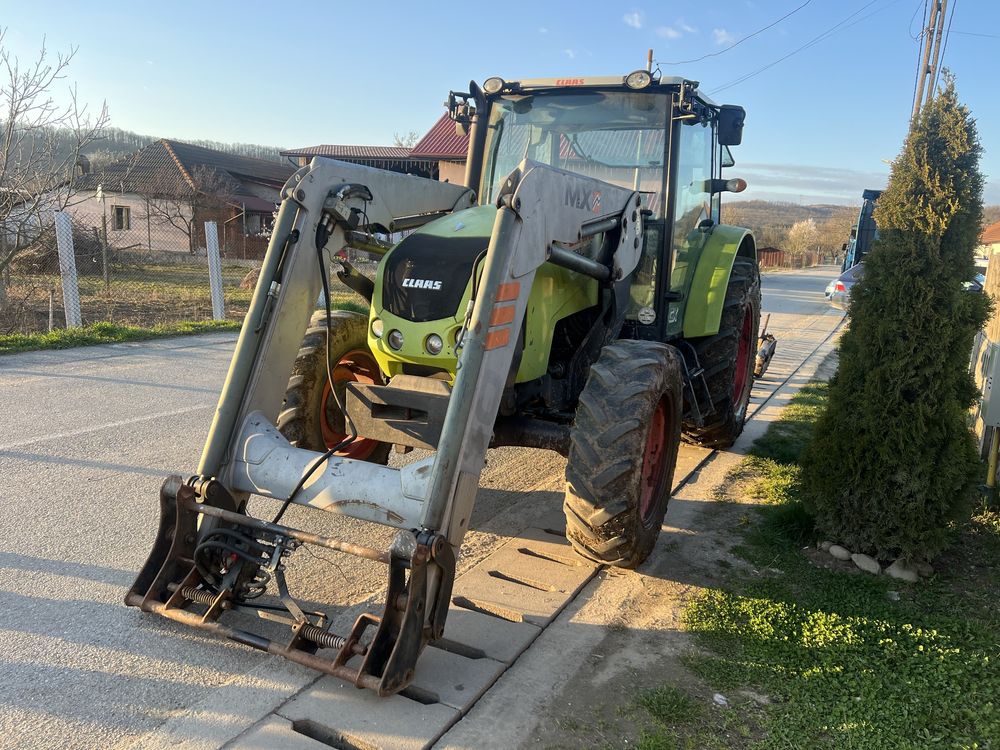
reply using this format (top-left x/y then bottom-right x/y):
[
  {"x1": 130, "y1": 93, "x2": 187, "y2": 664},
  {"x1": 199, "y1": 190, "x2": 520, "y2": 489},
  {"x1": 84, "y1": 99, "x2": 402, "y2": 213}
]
[
  {"x1": 725, "y1": 199, "x2": 1000, "y2": 250},
  {"x1": 6, "y1": 124, "x2": 288, "y2": 174},
  {"x1": 723, "y1": 199, "x2": 857, "y2": 251},
  {"x1": 724, "y1": 200, "x2": 855, "y2": 229}
]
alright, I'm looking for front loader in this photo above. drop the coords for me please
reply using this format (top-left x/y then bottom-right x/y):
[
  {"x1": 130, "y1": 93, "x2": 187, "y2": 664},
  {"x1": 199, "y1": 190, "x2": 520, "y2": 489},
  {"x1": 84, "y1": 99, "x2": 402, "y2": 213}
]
[{"x1": 127, "y1": 71, "x2": 760, "y2": 696}]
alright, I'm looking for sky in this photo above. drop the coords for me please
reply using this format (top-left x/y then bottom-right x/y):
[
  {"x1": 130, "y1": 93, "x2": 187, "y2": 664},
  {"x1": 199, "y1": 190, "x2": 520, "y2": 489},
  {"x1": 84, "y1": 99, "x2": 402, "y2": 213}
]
[{"x1": 2, "y1": 0, "x2": 998, "y2": 205}]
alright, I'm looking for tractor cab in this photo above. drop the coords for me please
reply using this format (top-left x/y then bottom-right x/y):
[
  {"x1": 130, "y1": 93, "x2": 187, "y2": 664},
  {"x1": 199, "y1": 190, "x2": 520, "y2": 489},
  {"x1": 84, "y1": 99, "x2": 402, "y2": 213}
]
[{"x1": 452, "y1": 74, "x2": 747, "y2": 340}]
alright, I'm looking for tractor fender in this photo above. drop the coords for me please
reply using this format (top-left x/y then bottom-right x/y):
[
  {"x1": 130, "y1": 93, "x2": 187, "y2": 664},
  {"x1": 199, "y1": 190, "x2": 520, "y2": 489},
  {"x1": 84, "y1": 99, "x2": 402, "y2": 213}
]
[{"x1": 682, "y1": 225, "x2": 756, "y2": 338}]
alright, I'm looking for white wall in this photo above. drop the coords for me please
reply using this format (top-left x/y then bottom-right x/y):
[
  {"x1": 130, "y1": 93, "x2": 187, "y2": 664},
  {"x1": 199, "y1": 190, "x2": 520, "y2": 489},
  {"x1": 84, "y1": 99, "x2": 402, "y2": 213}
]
[{"x1": 68, "y1": 190, "x2": 195, "y2": 254}]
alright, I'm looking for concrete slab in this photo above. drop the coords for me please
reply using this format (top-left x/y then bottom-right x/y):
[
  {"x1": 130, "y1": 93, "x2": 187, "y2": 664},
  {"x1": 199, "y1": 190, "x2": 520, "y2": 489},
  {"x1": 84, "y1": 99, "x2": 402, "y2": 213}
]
[
  {"x1": 434, "y1": 606, "x2": 540, "y2": 665},
  {"x1": 227, "y1": 717, "x2": 330, "y2": 750},
  {"x1": 451, "y1": 527, "x2": 599, "y2": 626},
  {"x1": 278, "y1": 678, "x2": 458, "y2": 750},
  {"x1": 408, "y1": 646, "x2": 506, "y2": 712}
]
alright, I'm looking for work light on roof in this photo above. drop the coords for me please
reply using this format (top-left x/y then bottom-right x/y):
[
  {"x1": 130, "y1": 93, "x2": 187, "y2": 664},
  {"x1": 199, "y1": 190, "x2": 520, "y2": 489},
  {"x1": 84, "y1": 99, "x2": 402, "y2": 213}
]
[
  {"x1": 482, "y1": 77, "x2": 505, "y2": 95},
  {"x1": 624, "y1": 70, "x2": 653, "y2": 90}
]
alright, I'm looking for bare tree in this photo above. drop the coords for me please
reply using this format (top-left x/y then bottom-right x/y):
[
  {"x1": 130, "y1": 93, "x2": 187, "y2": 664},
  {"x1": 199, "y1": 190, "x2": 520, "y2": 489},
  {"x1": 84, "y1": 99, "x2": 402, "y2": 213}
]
[
  {"x1": 0, "y1": 29, "x2": 108, "y2": 302},
  {"x1": 138, "y1": 165, "x2": 237, "y2": 253},
  {"x1": 785, "y1": 218, "x2": 820, "y2": 256},
  {"x1": 392, "y1": 130, "x2": 420, "y2": 148}
]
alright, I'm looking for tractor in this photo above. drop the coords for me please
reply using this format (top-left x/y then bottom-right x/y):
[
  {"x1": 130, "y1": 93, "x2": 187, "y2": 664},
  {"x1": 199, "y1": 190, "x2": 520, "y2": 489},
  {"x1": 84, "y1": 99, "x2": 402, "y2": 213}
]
[{"x1": 128, "y1": 70, "x2": 760, "y2": 696}]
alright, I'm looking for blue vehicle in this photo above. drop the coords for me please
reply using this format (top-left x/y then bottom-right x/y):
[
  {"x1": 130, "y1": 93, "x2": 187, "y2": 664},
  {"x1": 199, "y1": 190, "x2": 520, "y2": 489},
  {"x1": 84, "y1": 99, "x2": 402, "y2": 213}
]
[{"x1": 842, "y1": 188, "x2": 882, "y2": 271}]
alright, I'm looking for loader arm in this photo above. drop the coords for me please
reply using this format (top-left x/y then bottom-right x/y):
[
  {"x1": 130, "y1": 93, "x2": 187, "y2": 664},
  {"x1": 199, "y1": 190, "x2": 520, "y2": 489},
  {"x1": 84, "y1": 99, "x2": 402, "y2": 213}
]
[{"x1": 127, "y1": 157, "x2": 641, "y2": 696}]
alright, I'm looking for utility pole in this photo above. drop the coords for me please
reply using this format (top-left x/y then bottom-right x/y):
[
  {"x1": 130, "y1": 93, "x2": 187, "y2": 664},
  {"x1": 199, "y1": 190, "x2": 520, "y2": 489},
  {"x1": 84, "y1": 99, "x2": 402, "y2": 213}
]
[{"x1": 911, "y1": 0, "x2": 949, "y2": 123}]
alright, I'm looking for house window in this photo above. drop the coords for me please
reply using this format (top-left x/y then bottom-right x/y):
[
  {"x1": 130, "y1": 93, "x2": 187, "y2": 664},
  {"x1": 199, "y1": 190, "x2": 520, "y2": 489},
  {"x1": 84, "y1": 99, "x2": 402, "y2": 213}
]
[{"x1": 112, "y1": 205, "x2": 131, "y2": 231}]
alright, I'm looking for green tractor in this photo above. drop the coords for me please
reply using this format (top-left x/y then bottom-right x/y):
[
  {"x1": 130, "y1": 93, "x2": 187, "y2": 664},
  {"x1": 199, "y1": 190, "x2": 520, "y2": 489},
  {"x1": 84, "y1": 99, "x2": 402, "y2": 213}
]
[
  {"x1": 128, "y1": 70, "x2": 760, "y2": 696},
  {"x1": 280, "y1": 72, "x2": 759, "y2": 568}
]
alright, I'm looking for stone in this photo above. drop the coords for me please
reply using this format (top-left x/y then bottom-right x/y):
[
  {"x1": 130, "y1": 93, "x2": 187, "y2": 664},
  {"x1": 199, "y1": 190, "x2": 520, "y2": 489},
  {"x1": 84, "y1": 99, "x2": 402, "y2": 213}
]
[
  {"x1": 851, "y1": 553, "x2": 881, "y2": 575},
  {"x1": 885, "y1": 558, "x2": 919, "y2": 583},
  {"x1": 713, "y1": 693, "x2": 729, "y2": 707},
  {"x1": 914, "y1": 560, "x2": 934, "y2": 577},
  {"x1": 818, "y1": 540, "x2": 834, "y2": 552},
  {"x1": 829, "y1": 544, "x2": 851, "y2": 561},
  {"x1": 887, "y1": 590, "x2": 901, "y2": 602}
]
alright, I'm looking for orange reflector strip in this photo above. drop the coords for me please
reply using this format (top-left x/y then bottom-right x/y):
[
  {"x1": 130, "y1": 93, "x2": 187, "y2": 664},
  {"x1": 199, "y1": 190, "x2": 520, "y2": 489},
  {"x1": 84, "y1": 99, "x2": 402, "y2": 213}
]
[
  {"x1": 490, "y1": 305, "x2": 517, "y2": 326},
  {"x1": 485, "y1": 328, "x2": 511, "y2": 350},
  {"x1": 495, "y1": 282, "x2": 520, "y2": 302}
]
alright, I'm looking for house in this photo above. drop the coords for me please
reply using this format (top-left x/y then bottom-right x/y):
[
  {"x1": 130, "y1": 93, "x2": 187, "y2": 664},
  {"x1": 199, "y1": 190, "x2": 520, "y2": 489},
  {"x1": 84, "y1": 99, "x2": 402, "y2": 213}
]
[
  {"x1": 979, "y1": 221, "x2": 1000, "y2": 258},
  {"x1": 70, "y1": 139, "x2": 294, "y2": 258},
  {"x1": 280, "y1": 114, "x2": 472, "y2": 184},
  {"x1": 279, "y1": 145, "x2": 434, "y2": 178},
  {"x1": 407, "y1": 115, "x2": 469, "y2": 184}
]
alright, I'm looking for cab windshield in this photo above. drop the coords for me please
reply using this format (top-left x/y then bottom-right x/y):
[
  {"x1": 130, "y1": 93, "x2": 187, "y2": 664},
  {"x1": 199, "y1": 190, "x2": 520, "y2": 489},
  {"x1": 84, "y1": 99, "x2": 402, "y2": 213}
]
[{"x1": 480, "y1": 90, "x2": 670, "y2": 218}]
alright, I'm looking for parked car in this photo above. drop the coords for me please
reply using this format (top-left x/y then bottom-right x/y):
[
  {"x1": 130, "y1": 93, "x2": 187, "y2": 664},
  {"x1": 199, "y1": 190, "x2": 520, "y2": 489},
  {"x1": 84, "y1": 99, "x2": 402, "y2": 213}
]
[
  {"x1": 828, "y1": 263, "x2": 986, "y2": 311},
  {"x1": 828, "y1": 263, "x2": 866, "y2": 310}
]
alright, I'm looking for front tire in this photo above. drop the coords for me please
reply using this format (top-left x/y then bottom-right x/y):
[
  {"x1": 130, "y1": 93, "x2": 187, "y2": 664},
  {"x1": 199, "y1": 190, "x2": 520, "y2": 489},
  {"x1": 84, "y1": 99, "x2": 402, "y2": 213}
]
[
  {"x1": 683, "y1": 256, "x2": 761, "y2": 449},
  {"x1": 277, "y1": 310, "x2": 391, "y2": 463},
  {"x1": 563, "y1": 340, "x2": 684, "y2": 568}
]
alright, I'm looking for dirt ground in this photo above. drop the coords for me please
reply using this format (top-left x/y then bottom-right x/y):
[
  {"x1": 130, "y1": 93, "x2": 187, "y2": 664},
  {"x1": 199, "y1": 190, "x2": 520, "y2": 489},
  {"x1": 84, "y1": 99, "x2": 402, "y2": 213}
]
[{"x1": 526, "y1": 355, "x2": 840, "y2": 750}]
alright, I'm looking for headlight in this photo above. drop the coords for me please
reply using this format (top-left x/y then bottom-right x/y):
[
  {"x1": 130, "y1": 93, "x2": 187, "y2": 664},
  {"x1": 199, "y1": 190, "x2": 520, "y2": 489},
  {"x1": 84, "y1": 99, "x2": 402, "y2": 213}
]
[
  {"x1": 425, "y1": 333, "x2": 444, "y2": 355},
  {"x1": 483, "y1": 77, "x2": 505, "y2": 94},
  {"x1": 371, "y1": 318, "x2": 384, "y2": 338},
  {"x1": 624, "y1": 70, "x2": 653, "y2": 90},
  {"x1": 386, "y1": 329, "x2": 404, "y2": 350}
]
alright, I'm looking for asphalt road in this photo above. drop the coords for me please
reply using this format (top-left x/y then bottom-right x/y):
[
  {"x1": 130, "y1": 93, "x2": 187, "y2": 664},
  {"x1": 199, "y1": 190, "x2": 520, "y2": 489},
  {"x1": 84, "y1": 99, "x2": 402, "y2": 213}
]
[{"x1": 0, "y1": 265, "x2": 843, "y2": 750}]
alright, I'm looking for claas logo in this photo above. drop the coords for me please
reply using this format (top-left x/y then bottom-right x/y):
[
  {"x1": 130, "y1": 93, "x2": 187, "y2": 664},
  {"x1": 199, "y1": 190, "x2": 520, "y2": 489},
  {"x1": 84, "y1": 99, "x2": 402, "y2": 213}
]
[
  {"x1": 555, "y1": 78, "x2": 585, "y2": 86},
  {"x1": 402, "y1": 278, "x2": 443, "y2": 290}
]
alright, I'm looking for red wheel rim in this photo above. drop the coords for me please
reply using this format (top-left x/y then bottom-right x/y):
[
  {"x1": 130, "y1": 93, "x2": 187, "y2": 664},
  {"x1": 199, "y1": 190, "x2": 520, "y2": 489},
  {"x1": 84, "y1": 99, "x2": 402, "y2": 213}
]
[
  {"x1": 732, "y1": 306, "x2": 754, "y2": 408},
  {"x1": 320, "y1": 349, "x2": 383, "y2": 460},
  {"x1": 639, "y1": 397, "x2": 670, "y2": 526}
]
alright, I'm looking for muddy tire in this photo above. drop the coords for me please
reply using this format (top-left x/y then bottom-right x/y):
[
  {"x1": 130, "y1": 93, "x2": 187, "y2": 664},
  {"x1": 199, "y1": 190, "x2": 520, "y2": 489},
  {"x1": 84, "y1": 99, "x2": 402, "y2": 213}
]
[
  {"x1": 682, "y1": 256, "x2": 761, "y2": 449},
  {"x1": 563, "y1": 340, "x2": 683, "y2": 568},
  {"x1": 277, "y1": 309, "x2": 391, "y2": 463}
]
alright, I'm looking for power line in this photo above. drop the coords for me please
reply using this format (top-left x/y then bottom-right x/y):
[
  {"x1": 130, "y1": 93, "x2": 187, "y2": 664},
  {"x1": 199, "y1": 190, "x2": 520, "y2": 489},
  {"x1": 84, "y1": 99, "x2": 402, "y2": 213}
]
[
  {"x1": 909, "y1": 0, "x2": 929, "y2": 39},
  {"x1": 658, "y1": 0, "x2": 814, "y2": 66},
  {"x1": 710, "y1": 0, "x2": 900, "y2": 95},
  {"x1": 949, "y1": 29, "x2": 1000, "y2": 38}
]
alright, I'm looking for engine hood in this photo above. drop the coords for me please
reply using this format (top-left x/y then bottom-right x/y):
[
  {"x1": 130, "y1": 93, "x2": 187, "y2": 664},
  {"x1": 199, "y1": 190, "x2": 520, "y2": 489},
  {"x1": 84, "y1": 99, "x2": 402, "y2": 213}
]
[{"x1": 380, "y1": 205, "x2": 498, "y2": 322}]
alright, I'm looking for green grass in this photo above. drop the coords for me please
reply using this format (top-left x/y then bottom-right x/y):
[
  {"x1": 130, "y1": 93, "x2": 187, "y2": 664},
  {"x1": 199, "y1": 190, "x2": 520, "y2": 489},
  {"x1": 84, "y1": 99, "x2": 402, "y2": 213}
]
[
  {"x1": 0, "y1": 299, "x2": 371, "y2": 355},
  {"x1": 3, "y1": 261, "x2": 366, "y2": 334},
  {"x1": 640, "y1": 379, "x2": 1000, "y2": 749},
  {"x1": 637, "y1": 685, "x2": 703, "y2": 727},
  {"x1": 0, "y1": 319, "x2": 243, "y2": 354}
]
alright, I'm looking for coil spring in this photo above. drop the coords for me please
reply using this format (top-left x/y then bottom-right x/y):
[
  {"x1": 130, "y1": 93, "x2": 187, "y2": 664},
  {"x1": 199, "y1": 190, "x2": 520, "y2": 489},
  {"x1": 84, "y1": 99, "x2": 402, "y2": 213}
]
[
  {"x1": 299, "y1": 623, "x2": 346, "y2": 650},
  {"x1": 179, "y1": 585, "x2": 219, "y2": 607}
]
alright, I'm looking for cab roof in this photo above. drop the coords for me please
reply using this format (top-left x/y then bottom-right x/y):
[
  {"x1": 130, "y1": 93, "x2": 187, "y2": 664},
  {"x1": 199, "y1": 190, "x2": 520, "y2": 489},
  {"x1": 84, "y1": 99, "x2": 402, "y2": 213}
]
[{"x1": 489, "y1": 75, "x2": 720, "y2": 108}]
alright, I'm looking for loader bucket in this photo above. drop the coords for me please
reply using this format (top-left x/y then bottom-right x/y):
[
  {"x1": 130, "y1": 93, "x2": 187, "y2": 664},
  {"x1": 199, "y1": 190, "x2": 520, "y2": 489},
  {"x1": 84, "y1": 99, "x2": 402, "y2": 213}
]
[{"x1": 126, "y1": 477, "x2": 455, "y2": 696}]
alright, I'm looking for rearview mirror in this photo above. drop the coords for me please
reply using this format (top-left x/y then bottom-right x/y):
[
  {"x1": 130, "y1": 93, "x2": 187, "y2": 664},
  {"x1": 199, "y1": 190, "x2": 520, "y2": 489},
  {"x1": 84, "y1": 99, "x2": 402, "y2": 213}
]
[{"x1": 718, "y1": 105, "x2": 745, "y2": 146}]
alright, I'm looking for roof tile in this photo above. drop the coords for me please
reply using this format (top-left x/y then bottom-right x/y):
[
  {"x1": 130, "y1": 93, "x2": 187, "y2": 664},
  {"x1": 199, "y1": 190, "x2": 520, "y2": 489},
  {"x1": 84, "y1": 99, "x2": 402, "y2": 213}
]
[
  {"x1": 280, "y1": 145, "x2": 412, "y2": 159},
  {"x1": 981, "y1": 221, "x2": 1000, "y2": 245},
  {"x1": 409, "y1": 114, "x2": 469, "y2": 160}
]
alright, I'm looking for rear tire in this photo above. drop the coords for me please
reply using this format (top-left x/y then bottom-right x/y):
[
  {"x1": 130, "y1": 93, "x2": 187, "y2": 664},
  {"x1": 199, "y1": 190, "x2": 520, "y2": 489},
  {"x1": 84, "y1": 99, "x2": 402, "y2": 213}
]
[
  {"x1": 278, "y1": 310, "x2": 391, "y2": 464},
  {"x1": 683, "y1": 256, "x2": 760, "y2": 449},
  {"x1": 563, "y1": 340, "x2": 683, "y2": 568}
]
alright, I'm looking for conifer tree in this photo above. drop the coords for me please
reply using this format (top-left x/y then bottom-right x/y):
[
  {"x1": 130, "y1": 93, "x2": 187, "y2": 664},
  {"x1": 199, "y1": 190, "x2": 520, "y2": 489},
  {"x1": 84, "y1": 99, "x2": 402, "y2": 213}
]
[{"x1": 801, "y1": 76, "x2": 990, "y2": 560}]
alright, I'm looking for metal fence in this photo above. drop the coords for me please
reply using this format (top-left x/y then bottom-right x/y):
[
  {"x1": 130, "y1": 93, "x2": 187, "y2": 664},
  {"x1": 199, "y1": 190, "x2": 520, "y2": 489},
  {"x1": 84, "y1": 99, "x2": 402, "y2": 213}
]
[
  {"x1": 757, "y1": 248, "x2": 837, "y2": 269},
  {"x1": 0, "y1": 212, "x2": 262, "y2": 335},
  {"x1": 0, "y1": 211, "x2": 379, "y2": 336}
]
